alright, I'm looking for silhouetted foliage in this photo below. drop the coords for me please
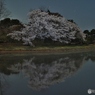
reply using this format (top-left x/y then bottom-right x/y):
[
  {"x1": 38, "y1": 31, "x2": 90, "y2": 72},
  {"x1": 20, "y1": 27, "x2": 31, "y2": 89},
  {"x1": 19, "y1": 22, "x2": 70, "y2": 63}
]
[
  {"x1": 91, "y1": 29, "x2": 95, "y2": 35},
  {"x1": 83, "y1": 29, "x2": 95, "y2": 44},
  {"x1": 47, "y1": 9, "x2": 63, "y2": 17},
  {"x1": 83, "y1": 30, "x2": 90, "y2": 35},
  {"x1": 68, "y1": 19, "x2": 76, "y2": 24},
  {"x1": 11, "y1": 19, "x2": 21, "y2": 25},
  {"x1": 0, "y1": 18, "x2": 11, "y2": 27},
  {"x1": 0, "y1": 18, "x2": 22, "y2": 27},
  {"x1": 0, "y1": 18, "x2": 23, "y2": 43}
]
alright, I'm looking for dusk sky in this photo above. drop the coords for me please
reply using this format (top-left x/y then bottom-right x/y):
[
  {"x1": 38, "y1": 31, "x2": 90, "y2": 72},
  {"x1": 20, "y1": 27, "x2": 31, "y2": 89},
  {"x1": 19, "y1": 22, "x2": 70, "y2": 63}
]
[{"x1": 5, "y1": 0, "x2": 95, "y2": 31}]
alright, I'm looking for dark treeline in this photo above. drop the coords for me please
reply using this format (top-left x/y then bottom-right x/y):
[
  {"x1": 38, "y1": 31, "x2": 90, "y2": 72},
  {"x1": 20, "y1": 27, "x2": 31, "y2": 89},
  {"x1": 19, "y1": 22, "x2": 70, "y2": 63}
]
[
  {"x1": 0, "y1": 18, "x2": 23, "y2": 43},
  {"x1": 0, "y1": 18, "x2": 22, "y2": 28},
  {"x1": 83, "y1": 29, "x2": 95, "y2": 44}
]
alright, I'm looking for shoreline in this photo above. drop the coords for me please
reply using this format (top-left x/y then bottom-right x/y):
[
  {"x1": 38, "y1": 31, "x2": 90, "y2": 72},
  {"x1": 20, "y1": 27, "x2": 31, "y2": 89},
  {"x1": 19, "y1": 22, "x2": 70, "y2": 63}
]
[{"x1": 0, "y1": 45, "x2": 95, "y2": 54}]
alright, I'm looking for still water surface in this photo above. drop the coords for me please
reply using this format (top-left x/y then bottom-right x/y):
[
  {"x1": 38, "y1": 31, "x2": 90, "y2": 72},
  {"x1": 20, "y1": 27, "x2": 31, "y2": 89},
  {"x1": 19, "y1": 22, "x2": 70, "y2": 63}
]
[{"x1": 0, "y1": 52, "x2": 95, "y2": 95}]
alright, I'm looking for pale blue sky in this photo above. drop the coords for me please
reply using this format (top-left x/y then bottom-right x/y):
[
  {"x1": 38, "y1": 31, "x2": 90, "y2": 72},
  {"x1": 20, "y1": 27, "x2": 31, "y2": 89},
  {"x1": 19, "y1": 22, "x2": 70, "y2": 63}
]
[{"x1": 5, "y1": 0, "x2": 95, "y2": 31}]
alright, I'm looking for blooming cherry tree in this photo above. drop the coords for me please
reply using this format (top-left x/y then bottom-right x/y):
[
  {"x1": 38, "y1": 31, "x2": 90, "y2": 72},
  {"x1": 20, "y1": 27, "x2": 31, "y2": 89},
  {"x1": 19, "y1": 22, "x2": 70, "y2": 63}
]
[{"x1": 7, "y1": 9, "x2": 85, "y2": 46}]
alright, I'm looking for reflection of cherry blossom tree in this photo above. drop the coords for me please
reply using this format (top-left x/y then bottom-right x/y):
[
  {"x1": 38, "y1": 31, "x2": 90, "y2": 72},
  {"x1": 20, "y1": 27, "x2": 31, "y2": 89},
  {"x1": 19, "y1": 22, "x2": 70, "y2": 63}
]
[
  {"x1": 0, "y1": 73, "x2": 9, "y2": 95},
  {"x1": 8, "y1": 55, "x2": 86, "y2": 91}
]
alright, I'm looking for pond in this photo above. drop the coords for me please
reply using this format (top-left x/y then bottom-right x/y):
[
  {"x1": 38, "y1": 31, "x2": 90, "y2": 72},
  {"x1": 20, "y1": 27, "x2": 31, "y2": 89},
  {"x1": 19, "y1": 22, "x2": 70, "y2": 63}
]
[{"x1": 0, "y1": 51, "x2": 95, "y2": 95}]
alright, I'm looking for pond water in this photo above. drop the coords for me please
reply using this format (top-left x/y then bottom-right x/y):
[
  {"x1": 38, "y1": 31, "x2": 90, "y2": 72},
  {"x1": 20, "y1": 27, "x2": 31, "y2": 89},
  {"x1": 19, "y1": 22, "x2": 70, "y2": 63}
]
[{"x1": 0, "y1": 51, "x2": 95, "y2": 95}]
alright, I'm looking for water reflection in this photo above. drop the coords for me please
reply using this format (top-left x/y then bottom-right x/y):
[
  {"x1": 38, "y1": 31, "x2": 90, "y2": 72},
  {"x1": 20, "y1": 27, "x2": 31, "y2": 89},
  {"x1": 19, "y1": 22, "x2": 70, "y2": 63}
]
[
  {"x1": 7, "y1": 53, "x2": 87, "y2": 91},
  {"x1": 0, "y1": 52, "x2": 95, "y2": 92},
  {"x1": 0, "y1": 73, "x2": 9, "y2": 95}
]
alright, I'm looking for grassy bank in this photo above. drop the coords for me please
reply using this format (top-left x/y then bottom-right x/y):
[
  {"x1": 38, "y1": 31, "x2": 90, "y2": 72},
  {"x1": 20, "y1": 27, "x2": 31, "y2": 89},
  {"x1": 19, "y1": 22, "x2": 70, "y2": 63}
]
[{"x1": 0, "y1": 43, "x2": 95, "y2": 54}]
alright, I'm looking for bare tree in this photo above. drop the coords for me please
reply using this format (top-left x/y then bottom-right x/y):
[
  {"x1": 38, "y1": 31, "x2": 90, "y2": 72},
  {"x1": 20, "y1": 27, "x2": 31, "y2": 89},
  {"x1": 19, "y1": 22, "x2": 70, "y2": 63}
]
[{"x1": 0, "y1": 0, "x2": 10, "y2": 20}]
